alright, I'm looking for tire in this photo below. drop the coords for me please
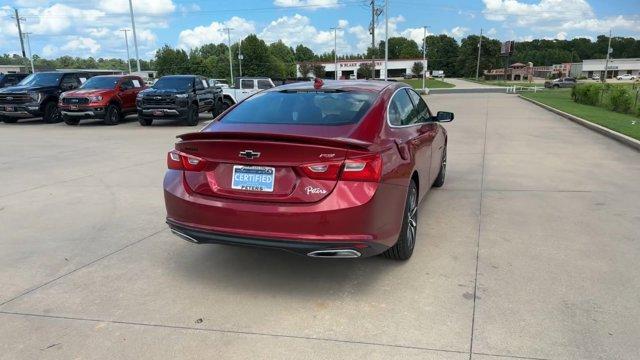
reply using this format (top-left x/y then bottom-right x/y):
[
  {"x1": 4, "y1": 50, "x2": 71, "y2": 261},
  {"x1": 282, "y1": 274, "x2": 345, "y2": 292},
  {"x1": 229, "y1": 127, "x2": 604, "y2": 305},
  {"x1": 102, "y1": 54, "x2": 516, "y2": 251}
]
[
  {"x1": 63, "y1": 115, "x2": 79, "y2": 125},
  {"x1": 104, "y1": 104, "x2": 123, "y2": 126},
  {"x1": 1, "y1": 116, "x2": 17, "y2": 123},
  {"x1": 432, "y1": 146, "x2": 446, "y2": 188},
  {"x1": 138, "y1": 116, "x2": 153, "y2": 126},
  {"x1": 222, "y1": 99, "x2": 233, "y2": 112},
  {"x1": 184, "y1": 104, "x2": 199, "y2": 126},
  {"x1": 552, "y1": 84, "x2": 559, "y2": 89},
  {"x1": 382, "y1": 179, "x2": 418, "y2": 260},
  {"x1": 43, "y1": 101, "x2": 62, "y2": 123}
]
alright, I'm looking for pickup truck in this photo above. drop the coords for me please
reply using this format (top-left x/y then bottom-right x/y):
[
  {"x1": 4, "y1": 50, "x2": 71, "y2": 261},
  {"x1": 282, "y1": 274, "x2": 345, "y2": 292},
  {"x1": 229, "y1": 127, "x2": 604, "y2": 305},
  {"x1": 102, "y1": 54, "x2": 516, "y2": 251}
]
[
  {"x1": 136, "y1": 75, "x2": 223, "y2": 126},
  {"x1": 544, "y1": 77, "x2": 576, "y2": 88},
  {"x1": 59, "y1": 75, "x2": 146, "y2": 125},
  {"x1": 0, "y1": 71, "x2": 93, "y2": 123},
  {"x1": 221, "y1": 77, "x2": 275, "y2": 110}
]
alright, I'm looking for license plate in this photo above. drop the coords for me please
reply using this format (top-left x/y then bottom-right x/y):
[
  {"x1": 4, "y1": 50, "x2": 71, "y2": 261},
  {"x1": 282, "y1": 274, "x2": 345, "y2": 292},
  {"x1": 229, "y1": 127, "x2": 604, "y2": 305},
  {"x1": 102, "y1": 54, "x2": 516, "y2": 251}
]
[
  {"x1": 153, "y1": 110, "x2": 164, "y2": 116},
  {"x1": 5, "y1": 106, "x2": 14, "y2": 112},
  {"x1": 70, "y1": 105, "x2": 78, "y2": 110},
  {"x1": 231, "y1": 166, "x2": 275, "y2": 192}
]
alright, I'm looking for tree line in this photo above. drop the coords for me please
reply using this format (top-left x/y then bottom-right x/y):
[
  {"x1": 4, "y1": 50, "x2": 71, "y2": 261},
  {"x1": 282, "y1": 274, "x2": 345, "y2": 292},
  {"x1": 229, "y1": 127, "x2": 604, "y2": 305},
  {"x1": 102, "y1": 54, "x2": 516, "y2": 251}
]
[{"x1": 2, "y1": 34, "x2": 639, "y2": 79}]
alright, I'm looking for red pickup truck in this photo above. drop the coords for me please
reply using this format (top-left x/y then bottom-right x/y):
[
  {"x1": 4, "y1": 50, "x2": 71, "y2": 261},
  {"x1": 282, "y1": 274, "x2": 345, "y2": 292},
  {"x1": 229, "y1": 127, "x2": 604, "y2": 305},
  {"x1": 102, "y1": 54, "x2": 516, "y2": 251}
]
[{"x1": 59, "y1": 75, "x2": 146, "y2": 125}]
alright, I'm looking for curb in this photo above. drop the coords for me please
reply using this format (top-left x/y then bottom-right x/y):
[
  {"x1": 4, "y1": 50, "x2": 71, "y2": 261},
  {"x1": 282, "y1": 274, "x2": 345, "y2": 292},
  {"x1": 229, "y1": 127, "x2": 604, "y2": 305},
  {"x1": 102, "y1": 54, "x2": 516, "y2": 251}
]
[
  {"x1": 518, "y1": 95, "x2": 640, "y2": 152},
  {"x1": 428, "y1": 87, "x2": 506, "y2": 94}
]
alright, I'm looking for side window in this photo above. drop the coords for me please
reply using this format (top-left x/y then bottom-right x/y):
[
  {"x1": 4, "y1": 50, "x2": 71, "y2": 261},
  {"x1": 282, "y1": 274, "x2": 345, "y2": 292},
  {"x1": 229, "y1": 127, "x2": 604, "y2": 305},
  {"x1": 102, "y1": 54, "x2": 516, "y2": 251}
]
[
  {"x1": 407, "y1": 89, "x2": 430, "y2": 122},
  {"x1": 120, "y1": 79, "x2": 134, "y2": 90},
  {"x1": 388, "y1": 89, "x2": 417, "y2": 126},
  {"x1": 131, "y1": 78, "x2": 142, "y2": 88},
  {"x1": 195, "y1": 78, "x2": 205, "y2": 90},
  {"x1": 61, "y1": 75, "x2": 80, "y2": 89},
  {"x1": 241, "y1": 79, "x2": 254, "y2": 89},
  {"x1": 257, "y1": 80, "x2": 272, "y2": 89}
]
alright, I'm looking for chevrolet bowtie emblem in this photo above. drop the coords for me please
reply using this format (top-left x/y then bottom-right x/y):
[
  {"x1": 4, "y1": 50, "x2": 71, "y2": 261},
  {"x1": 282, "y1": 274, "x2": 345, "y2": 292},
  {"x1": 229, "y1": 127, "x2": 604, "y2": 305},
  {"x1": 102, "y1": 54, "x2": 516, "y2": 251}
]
[{"x1": 239, "y1": 150, "x2": 261, "y2": 159}]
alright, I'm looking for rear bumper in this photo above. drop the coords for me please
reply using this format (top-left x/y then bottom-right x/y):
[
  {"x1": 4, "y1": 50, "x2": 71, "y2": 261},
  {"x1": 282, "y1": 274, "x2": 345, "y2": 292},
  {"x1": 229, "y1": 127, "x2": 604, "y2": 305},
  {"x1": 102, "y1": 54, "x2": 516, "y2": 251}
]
[
  {"x1": 167, "y1": 220, "x2": 387, "y2": 257},
  {"x1": 164, "y1": 170, "x2": 407, "y2": 257}
]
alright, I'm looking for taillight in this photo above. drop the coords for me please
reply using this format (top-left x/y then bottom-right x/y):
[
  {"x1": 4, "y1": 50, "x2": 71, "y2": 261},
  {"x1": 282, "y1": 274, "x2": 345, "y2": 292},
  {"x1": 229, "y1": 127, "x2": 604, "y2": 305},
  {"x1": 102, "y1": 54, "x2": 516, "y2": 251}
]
[
  {"x1": 167, "y1": 150, "x2": 206, "y2": 171},
  {"x1": 299, "y1": 154, "x2": 382, "y2": 182},
  {"x1": 341, "y1": 154, "x2": 382, "y2": 182},
  {"x1": 299, "y1": 161, "x2": 342, "y2": 180}
]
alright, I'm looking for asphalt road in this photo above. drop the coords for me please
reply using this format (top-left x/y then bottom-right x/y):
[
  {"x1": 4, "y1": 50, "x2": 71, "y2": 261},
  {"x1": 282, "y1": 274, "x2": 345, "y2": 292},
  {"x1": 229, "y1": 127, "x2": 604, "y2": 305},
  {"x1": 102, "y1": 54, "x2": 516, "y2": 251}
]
[{"x1": 1, "y1": 94, "x2": 639, "y2": 360}]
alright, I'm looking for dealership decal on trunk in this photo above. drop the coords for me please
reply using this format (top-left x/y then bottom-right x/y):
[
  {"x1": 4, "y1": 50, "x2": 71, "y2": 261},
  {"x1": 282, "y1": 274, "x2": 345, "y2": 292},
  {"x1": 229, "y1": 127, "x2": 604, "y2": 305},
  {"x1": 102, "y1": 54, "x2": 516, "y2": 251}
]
[{"x1": 305, "y1": 186, "x2": 327, "y2": 195}]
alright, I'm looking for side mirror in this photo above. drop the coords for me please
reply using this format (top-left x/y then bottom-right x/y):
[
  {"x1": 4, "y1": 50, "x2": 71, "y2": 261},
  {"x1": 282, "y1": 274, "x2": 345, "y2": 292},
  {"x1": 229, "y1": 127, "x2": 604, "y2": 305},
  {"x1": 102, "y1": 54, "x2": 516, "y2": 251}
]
[{"x1": 436, "y1": 111, "x2": 454, "y2": 122}]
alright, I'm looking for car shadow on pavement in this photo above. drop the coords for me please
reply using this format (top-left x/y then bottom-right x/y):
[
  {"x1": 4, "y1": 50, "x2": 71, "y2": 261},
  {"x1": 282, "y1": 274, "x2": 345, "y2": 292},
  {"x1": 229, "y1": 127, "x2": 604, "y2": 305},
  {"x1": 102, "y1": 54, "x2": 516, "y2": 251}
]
[{"x1": 174, "y1": 243, "x2": 404, "y2": 296}]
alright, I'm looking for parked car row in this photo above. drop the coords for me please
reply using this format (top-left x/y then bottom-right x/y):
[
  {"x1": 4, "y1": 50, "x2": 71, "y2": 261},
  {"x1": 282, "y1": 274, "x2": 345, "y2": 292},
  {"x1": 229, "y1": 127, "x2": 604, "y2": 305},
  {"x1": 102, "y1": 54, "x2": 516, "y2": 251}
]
[{"x1": 0, "y1": 71, "x2": 275, "y2": 126}]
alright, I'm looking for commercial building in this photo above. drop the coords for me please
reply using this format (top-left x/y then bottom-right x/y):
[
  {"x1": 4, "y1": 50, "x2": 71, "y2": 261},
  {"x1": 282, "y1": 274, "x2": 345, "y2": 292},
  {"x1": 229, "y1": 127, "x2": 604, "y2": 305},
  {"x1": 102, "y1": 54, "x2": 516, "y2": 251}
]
[
  {"x1": 0, "y1": 65, "x2": 27, "y2": 74},
  {"x1": 581, "y1": 58, "x2": 640, "y2": 79},
  {"x1": 296, "y1": 59, "x2": 430, "y2": 79}
]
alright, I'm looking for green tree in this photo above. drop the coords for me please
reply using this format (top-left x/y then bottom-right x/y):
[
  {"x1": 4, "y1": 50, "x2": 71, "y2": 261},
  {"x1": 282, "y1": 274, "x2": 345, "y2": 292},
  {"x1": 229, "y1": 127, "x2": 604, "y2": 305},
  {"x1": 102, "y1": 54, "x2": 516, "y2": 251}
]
[
  {"x1": 411, "y1": 61, "x2": 424, "y2": 77},
  {"x1": 311, "y1": 62, "x2": 326, "y2": 78},
  {"x1": 298, "y1": 62, "x2": 312, "y2": 78},
  {"x1": 456, "y1": 35, "x2": 501, "y2": 78},
  {"x1": 269, "y1": 41, "x2": 296, "y2": 78},
  {"x1": 424, "y1": 35, "x2": 460, "y2": 77},
  {"x1": 154, "y1": 45, "x2": 190, "y2": 76},
  {"x1": 357, "y1": 62, "x2": 373, "y2": 79},
  {"x1": 378, "y1": 37, "x2": 421, "y2": 59},
  {"x1": 294, "y1": 44, "x2": 315, "y2": 62},
  {"x1": 240, "y1": 34, "x2": 272, "y2": 77}
]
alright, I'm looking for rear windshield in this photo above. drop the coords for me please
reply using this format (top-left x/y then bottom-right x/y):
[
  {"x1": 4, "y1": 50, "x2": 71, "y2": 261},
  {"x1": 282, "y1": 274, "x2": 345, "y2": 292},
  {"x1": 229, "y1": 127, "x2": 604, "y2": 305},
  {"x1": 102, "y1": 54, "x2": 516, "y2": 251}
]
[
  {"x1": 153, "y1": 77, "x2": 193, "y2": 91},
  {"x1": 221, "y1": 90, "x2": 377, "y2": 125}
]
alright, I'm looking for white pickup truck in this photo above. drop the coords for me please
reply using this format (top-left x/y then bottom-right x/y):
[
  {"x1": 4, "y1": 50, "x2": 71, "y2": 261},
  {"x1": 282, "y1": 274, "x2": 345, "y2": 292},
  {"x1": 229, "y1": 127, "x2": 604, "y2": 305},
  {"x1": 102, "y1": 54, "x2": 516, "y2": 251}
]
[{"x1": 222, "y1": 77, "x2": 275, "y2": 109}]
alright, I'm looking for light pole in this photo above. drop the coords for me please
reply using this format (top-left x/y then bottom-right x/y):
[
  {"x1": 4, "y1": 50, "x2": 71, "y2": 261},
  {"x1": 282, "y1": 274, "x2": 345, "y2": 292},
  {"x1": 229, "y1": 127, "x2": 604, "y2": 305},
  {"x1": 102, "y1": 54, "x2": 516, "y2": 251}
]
[
  {"x1": 238, "y1": 38, "x2": 243, "y2": 77},
  {"x1": 330, "y1": 26, "x2": 342, "y2": 80},
  {"x1": 224, "y1": 27, "x2": 234, "y2": 85},
  {"x1": 120, "y1": 29, "x2": 132, "y2": 74},
  {"x1": 23, "y1": 32, "x2": 34, "y2": 73},
  {"x1": 475, "y1": 28, "x2": 483, "y2": 80},
  {"x1": 421, "y1": 26, "x2": 429, "y2": 90},
  {"x1": 603, "y1": 29, "x2": 612, "y2": 82},
  {"x1": 384, "y1": 0, "x2": 388, "y2": 80},
  {"x1": 127, "y1": 0, "x2": 141, "y2": 72}
]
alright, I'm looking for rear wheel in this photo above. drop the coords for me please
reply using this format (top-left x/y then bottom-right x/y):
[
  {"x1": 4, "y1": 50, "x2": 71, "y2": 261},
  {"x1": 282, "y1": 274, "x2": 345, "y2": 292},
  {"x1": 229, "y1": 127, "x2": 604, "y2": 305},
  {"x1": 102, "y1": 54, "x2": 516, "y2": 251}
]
[
  {"x1": 1, "y1": 116, "x2": 17, "y2": 123},
  {"x1": 63, "y1": 115, "x2": 79, "y2": 125},
  {"x1": 382, "y1": 180, "x2": 418, "y2": 260},
  {"x1": 43, "y1": 101, "x2": 62, "y2": 123},
  {"x1": 184, "y1": 104, "x2": 199, "y2": 126},
  {"x1": 432, "y1": 146, "x2": 446, "y2": 188},
  {"x1": 222, "y1": 99, "x2": 233, "y2": 112},
  {"x1": 104, "y1": 104, "x2": 123, "y2": 125},
  {"x1": 138, "y1": 116, "x2": 153, "y2": 126}
]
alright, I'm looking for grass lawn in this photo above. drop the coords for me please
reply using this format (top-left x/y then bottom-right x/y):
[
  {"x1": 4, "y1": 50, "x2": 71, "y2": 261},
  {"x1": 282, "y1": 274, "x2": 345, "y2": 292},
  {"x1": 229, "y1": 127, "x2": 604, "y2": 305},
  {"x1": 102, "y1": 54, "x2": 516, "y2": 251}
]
[
  {"x1": 402, "y1": 78, "x2": 455, "y2": 89},
  {"x1": 521, "y1": 89, "x2": 640, "y2": 141}
]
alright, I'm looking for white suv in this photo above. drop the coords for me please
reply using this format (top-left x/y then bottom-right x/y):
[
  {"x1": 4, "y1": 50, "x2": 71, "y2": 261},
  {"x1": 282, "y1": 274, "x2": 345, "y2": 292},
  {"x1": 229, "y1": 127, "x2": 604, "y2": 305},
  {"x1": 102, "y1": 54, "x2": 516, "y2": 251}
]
[{"x1": 616, "y1": 74, "x2": 636, "y2": 80}]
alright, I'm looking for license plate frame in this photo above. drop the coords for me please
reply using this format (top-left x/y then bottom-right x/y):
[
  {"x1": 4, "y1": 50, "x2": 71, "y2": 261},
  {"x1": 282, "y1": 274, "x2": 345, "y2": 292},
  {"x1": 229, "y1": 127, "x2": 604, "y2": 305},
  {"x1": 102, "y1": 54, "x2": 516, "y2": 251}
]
[
  {"x1": 153, "y1": 110, "x2": 164, "y2": 116},
  {"x1": 231, "y1": 165, "x2": 275, "y2": 192},
  {"x1": 5, "y1": 106, "x2": 14, "y2": 112}
]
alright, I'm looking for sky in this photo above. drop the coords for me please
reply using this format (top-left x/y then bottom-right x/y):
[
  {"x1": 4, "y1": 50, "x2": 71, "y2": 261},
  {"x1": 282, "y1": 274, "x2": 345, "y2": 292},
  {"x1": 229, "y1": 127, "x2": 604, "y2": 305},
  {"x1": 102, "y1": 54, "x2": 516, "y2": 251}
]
[{"x1": 0, "y1": 0, "x2": 638, "y2": 60}]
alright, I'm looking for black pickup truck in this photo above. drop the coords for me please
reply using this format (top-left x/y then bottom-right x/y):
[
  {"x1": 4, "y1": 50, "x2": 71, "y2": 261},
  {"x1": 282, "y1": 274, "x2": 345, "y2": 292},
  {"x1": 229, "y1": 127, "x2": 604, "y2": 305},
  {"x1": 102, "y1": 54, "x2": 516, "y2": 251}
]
[
  {"x1": 0, "y1": 71, "x2": 91, "y2": 123},
  {"x1": 136, "y1": 75, "x2": 222, "y2": 126}
]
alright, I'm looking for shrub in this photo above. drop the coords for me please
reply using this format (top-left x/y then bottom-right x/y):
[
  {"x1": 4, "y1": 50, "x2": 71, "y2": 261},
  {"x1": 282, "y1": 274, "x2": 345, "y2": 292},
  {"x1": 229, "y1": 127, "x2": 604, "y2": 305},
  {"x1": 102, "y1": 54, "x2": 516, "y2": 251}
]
[
  {"x1": 572, "y1": 83, "x2": 601, "y2": 106},
  {"x1": 607, "y1": 86, "x2": 633, "y2": 113}
]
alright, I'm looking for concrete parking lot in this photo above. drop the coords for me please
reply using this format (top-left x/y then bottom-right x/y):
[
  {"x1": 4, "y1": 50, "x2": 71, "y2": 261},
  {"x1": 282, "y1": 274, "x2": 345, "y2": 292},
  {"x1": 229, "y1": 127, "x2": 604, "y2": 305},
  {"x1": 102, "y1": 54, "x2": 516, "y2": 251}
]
[{"x1": 1, "y1": 93, "x2": 639, "y2": 360}]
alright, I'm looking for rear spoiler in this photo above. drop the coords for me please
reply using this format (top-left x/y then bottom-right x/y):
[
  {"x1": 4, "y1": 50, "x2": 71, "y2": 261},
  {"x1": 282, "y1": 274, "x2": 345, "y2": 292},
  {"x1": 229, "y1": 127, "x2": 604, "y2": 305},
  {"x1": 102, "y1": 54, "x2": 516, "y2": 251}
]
[{"x1": 177, "y1": 131, "x2": 372, "y2": 150}]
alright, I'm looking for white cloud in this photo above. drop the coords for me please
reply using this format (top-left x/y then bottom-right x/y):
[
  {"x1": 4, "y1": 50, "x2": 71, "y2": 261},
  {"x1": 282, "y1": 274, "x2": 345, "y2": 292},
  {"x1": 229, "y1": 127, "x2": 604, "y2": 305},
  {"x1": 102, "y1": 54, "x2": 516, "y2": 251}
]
[
  {"x1": 348, "y1": 15, "x2": 406, "y2": 53},
  {"x1": 259, "y1": 14, "x2": 349, "y2": 53},
  {"x1": 178, "y1": 17, "x2": 256, "y2": 50},
  {"x1": 24, "y1": 4, "x2": 104, "y2": 34},
  {"x1": 61, "y1": 37, "x2": 101, "y2": 54},
  {"x1": 445, "y1": 26, "x2": 469, "y2": 39},
  {"x1": 400, "y1": 27, "x2": 432, "y2": 45},
  {"x1": 98, "y1": 0, "x2": 176, "y2": 15},
  {"x1": 273, "y1": 0, "x2": 340, "y2": 10}
]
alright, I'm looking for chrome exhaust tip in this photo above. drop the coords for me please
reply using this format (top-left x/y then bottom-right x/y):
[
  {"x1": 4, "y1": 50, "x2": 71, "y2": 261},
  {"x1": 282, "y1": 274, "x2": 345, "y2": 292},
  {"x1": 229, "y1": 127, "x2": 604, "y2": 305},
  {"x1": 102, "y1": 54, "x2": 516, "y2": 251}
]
[
  {"x1": 307, "y1": 249, "x2": 361, "y2": 258},
  {"x1": 171, "y1": 229, "x2": 199, "y2": 244}
]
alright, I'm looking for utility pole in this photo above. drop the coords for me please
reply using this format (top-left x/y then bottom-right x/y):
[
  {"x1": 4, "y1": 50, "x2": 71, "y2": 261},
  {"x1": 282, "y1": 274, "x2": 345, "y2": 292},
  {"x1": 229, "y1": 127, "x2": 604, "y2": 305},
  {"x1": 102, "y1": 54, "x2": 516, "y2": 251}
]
[
  {"x1": 120, "y1": 29, "x2": 132, "y2": 74},
  {"x1": 13, "y1": 9, "x2": 26, "y2": 58},
  {"x1": 23, "y1": 32, "x2": 34, "y2": 73},
  {"x1": 127, "y1": 0, "x2": 141, "y2": 72},
  {"x1": 384, "y1": 0, "x2": 388, "y2": 80},
  {"x1": 603, "y1": 29, "x2": 612, "y2": 82},
  {"x1": 224, "y1": 27, "x2": 234, "y2": 85},
  {"x1": 475, "y1": 28, "x2": 483, "y2": 80},
  {"x1": 421, "y1": 26, "x2": 429, "y2": 90},
  {"x1": 330, "y1": 26, "x2": 342, "y2": 80},
  {"x1": 369, "y1": 1, "x2": 382, "y2": 79}
]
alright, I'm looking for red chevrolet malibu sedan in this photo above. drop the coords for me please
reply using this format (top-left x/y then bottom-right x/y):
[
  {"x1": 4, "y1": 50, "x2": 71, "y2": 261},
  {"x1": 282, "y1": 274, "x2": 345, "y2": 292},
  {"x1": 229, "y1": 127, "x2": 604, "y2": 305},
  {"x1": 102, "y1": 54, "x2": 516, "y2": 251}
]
[{"x1": 164, "y1": 80, "x2": 453, "y2": 260}]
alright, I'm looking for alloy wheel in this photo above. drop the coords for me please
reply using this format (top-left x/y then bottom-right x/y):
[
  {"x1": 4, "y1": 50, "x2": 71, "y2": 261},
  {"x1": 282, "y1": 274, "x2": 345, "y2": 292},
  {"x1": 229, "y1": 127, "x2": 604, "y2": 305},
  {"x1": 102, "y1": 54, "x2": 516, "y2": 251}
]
[{"x1": 406, "y1": 186, "x2": 418, "y2": 250}]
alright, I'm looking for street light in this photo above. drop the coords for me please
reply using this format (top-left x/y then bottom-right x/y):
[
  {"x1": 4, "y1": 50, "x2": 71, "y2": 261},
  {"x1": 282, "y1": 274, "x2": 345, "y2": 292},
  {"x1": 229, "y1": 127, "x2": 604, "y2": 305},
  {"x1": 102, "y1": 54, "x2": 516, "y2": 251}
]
[
  {"x1": 23, "y1": 32, "x2": 34, "y2": 73},
  {"x1": 120, "y1": 29, "x2": 132, "y2": 74},
  {"x1": 330, "y1": 26, "x2": 343, "y2": 80}
]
